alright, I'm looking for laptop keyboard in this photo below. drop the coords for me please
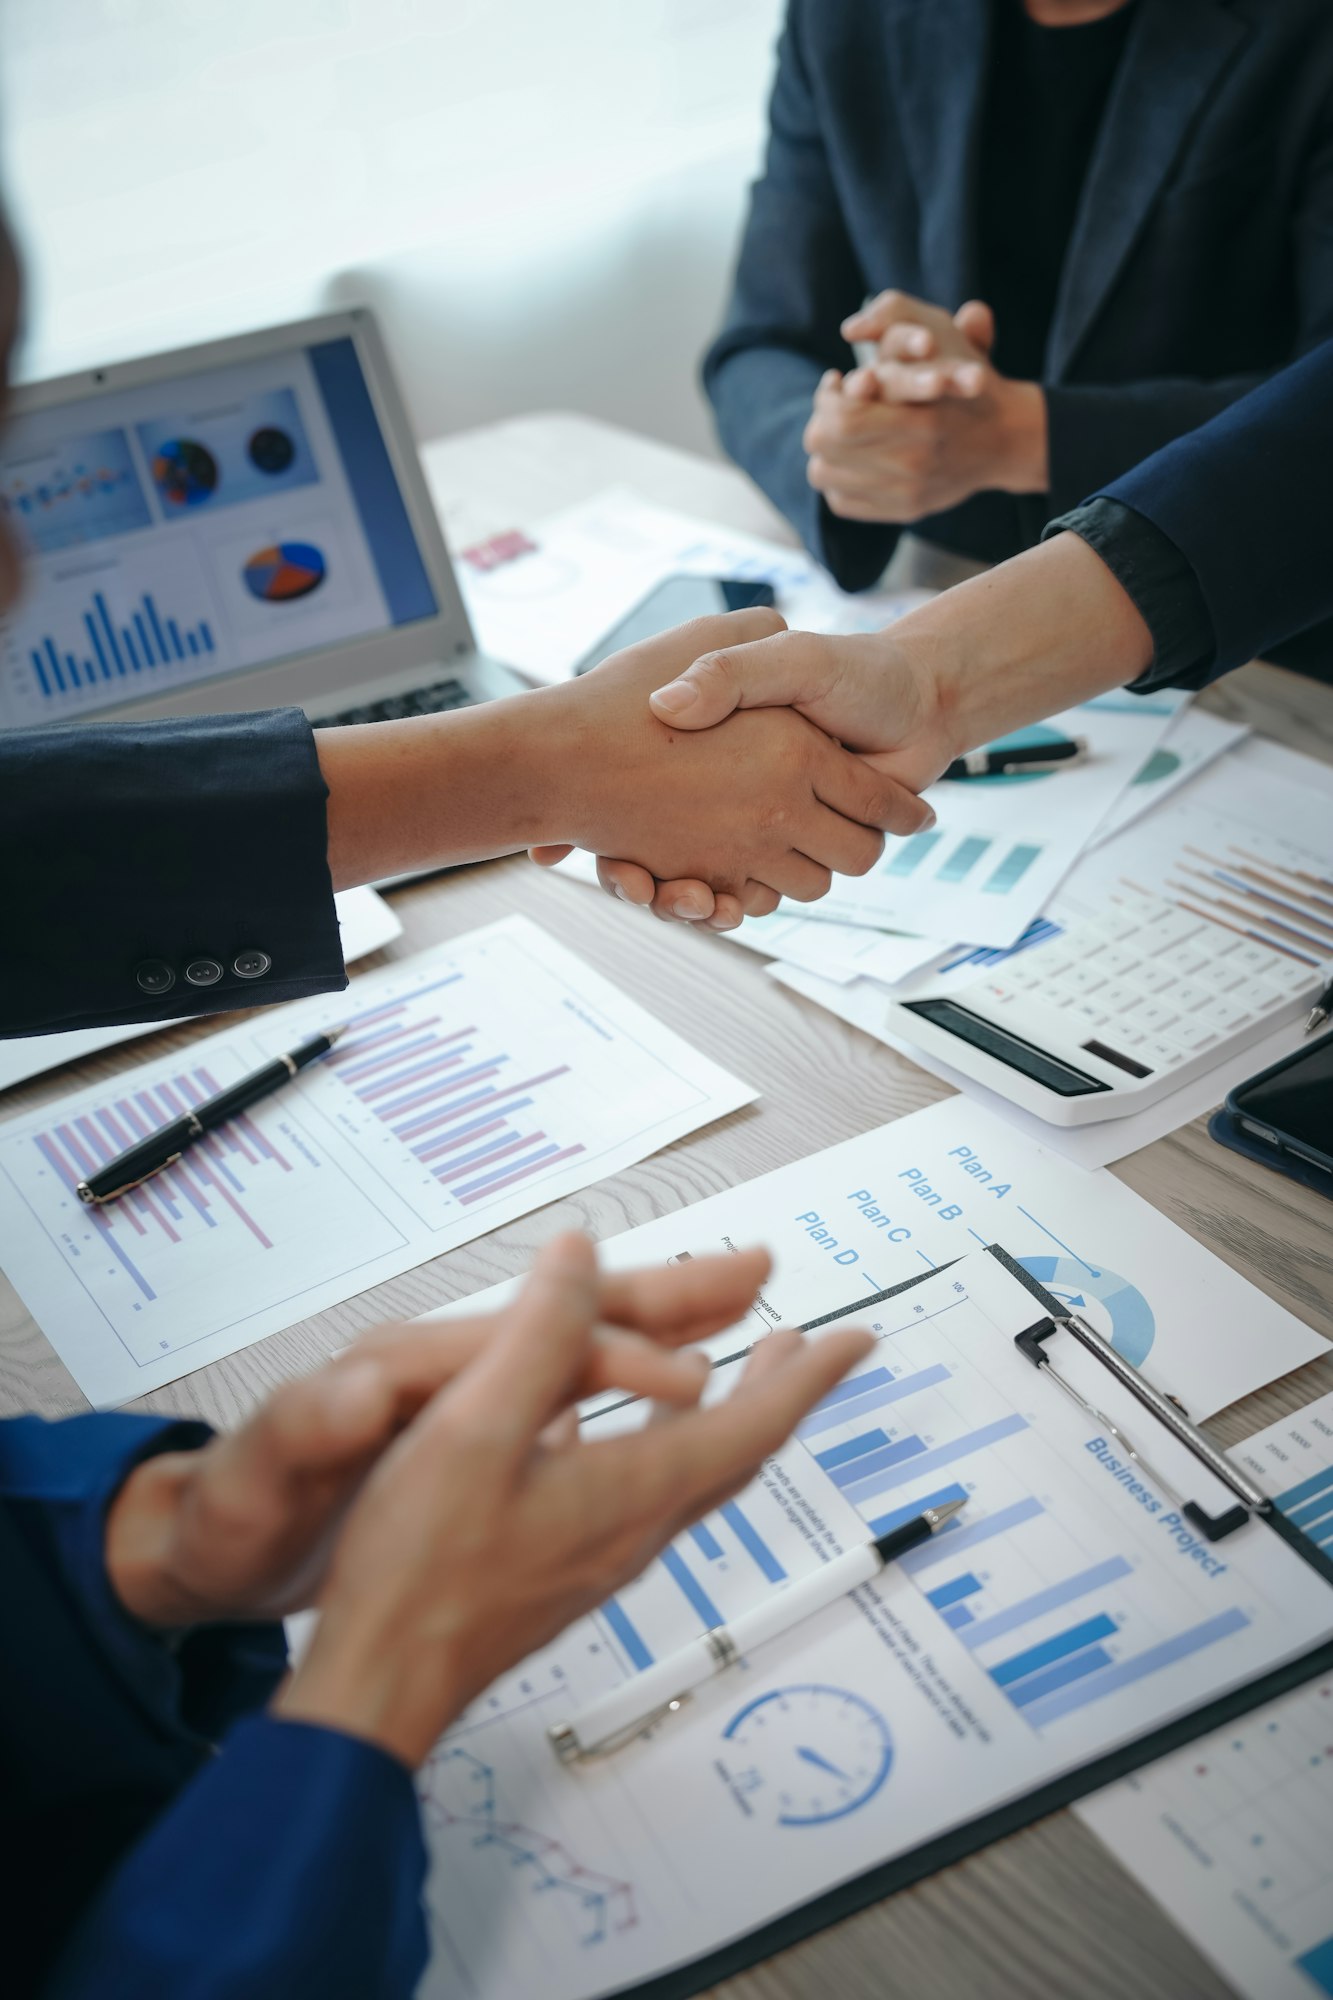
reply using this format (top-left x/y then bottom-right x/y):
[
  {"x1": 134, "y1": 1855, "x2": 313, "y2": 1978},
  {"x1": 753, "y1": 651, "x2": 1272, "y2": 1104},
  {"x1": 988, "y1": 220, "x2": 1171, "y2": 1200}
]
[{"x1": 313, "y1": 676, "x2": 475, "y2": 728}]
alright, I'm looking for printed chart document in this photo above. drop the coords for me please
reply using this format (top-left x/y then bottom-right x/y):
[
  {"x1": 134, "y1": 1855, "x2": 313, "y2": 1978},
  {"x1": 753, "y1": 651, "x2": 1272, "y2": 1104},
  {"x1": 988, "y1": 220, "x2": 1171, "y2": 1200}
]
[
  {"x1": 0, "y1": 916, "x2": 754, "y2": 1404},
  {"x1": 414, "y1": 1253, "x2": 1333, "y2": 2000},
  {"x1": 0, "y1": 885, "x2": 403, "y2": 1095},
  {"x1": 1078, "y1": 1391, "x2": 1333, "y2": 2000},
  {"x1": 432, "y1": 1097, "x2": 1322, "y2": 1431},
  {"x1": 802, "y1": 689, "x2": 1186, "y2": 951}
]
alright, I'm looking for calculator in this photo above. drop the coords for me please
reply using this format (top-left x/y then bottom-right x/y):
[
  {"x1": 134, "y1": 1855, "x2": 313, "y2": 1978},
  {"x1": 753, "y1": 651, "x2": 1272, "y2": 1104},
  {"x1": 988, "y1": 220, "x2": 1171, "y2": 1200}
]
[{"x1": 880, "y1": 882, "x2": 1326, "y2": 1126}]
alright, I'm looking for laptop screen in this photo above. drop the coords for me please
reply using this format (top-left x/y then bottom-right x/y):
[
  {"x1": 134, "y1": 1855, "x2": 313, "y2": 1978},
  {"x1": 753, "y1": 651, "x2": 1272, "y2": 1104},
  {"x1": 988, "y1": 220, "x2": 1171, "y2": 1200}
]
[{"x1": 0, "y1": 334, "x2": 439, "y2": 729}]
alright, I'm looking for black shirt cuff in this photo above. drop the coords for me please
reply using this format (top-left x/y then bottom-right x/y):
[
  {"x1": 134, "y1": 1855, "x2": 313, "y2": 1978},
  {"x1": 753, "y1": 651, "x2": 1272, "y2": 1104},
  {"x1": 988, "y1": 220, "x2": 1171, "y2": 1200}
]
[{"x1": 1041, "y1": 496, "x2": 1218, "y2": 692}]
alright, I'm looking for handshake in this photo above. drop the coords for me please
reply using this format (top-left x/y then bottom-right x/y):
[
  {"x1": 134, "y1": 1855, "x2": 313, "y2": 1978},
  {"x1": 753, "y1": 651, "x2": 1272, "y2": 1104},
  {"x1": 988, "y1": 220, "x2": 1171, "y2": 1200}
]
[{"x1": 525, "y1": 604, "x2": 951, "y2": 931}]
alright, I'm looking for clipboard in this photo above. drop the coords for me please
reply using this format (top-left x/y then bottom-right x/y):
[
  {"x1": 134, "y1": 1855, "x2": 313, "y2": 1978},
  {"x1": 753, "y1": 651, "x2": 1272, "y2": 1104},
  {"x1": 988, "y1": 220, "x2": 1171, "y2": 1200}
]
[{"x1": 624, "y1": 1245, "x2": 1333, "y2": 2000}]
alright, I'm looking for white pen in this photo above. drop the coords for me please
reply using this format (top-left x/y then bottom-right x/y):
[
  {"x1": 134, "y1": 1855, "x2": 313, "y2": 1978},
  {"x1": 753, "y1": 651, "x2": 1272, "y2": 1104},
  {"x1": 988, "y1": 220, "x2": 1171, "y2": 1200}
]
[{"x1": 548, "y1": 1495, "x2": 967, "y2": 1763}]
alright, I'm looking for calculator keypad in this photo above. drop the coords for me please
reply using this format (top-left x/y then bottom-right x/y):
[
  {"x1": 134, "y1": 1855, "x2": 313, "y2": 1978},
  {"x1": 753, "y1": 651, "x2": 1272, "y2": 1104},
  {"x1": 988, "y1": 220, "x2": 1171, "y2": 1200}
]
[{"x1": 964, "y1": 889, "x2": 1322, "y2": 1080}]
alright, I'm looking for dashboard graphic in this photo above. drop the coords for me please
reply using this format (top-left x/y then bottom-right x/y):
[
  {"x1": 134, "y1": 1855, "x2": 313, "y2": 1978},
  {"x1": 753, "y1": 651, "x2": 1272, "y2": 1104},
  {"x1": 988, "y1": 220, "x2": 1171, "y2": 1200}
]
[
  {"x1": 242, "y1": 540, "x2": 326, "y2": 602},
  {"x1": 1017, "y1": 1255, "x2": 1156, "y2": 1368},
  {"x1": 719, "y1": 1685, "x2": 894, "y2": 1827}
]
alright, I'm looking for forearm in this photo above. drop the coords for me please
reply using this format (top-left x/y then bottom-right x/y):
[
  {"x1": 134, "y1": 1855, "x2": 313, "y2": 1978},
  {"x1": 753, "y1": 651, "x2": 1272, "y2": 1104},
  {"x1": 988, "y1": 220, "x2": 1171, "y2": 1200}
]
[
  {"x1": 317, "y1": 686, "x2": 563, "y2": 889},
  {"x1": 894, "y1": 531, "x2": 1155, "y2": 758}
]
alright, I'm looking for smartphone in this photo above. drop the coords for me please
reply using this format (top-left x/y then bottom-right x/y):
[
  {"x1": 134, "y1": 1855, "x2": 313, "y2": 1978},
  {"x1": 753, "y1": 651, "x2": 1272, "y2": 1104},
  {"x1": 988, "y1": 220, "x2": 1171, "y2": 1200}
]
[
  {"x1": 1225, "y1": 1033, "x2": 1333, "y2": 1178},
  {"x1": 573, "y1": 574, "x2": 777, "y2": 675}
]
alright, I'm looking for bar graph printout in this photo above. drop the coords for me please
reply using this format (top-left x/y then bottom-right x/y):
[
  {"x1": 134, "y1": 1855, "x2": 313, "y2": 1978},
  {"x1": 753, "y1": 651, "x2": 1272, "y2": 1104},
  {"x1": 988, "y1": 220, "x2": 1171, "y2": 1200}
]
[
  {"x1": 412, "y1": 1254, "x2": 1333, "y2": 2000},
  {"x1": 1078, "y1": 1390, "x2": 1333, "y2": 2000},
  {"x1": 799, "y1": 693, "x2": 1186, "y2": 952},
  {"x1": 0, "y1": 917, "x2": 754, "y2": 1405}
]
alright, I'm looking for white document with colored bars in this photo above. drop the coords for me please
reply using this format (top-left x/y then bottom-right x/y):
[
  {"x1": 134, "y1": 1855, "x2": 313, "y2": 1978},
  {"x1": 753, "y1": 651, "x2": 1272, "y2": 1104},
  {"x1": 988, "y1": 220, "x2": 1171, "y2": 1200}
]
[
  {"x1": 1077, "y1": 1391, "x2": 1333, "y2": 2000},
  {"x1": 0, "y1": 917, "x2": 755, "y2": 1405},
  {"x1": 413, "y1": 1247, "x2": 1332, "y2": 2000}
]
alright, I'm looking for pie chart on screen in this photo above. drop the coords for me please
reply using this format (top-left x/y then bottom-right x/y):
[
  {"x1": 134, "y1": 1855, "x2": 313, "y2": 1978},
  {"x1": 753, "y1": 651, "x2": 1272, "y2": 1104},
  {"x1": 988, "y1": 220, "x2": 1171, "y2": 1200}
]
[{"x1": 243, "y1": 541, "x2": 326, "y2": 602}]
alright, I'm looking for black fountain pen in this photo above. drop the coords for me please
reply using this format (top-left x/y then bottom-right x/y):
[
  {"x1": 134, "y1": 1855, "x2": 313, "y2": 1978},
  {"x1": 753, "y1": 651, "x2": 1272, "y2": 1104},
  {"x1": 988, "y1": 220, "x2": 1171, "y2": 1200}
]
[{"x1": 76, "y1": 1026, "x2": 345, "y2": 1205}]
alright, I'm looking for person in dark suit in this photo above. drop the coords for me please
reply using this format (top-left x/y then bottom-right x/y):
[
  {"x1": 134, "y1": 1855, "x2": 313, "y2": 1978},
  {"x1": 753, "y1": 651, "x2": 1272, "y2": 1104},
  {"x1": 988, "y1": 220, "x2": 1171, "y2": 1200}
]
[
  {"x1": 576, "y1": 340, "x2": 1333, "y2": 918},
  {"x1": 704, "y1": 0, "x2": 1333, "y2": 671}
]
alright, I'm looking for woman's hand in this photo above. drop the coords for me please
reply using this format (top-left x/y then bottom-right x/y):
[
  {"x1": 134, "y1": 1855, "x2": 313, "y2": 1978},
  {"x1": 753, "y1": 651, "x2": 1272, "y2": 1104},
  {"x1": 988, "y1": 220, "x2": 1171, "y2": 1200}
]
[
  {"x1": 276, "y1": 1233, "x2": 872, "y2": 1768},
  {"x1": 104, "y1": 1244, "x2": 775, "y2": 1629}
]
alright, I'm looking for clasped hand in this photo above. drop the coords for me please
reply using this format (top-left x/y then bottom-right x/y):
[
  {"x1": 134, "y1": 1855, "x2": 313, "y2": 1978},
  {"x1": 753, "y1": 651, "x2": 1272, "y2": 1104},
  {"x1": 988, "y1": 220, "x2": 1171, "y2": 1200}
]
[{"x1": 806, "y1": 290, "x2": 1047, "y2": 524}]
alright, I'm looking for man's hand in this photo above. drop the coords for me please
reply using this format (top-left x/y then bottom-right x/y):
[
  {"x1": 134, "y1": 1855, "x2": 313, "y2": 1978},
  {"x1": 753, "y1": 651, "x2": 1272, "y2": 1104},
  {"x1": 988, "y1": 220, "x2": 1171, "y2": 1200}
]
[
  {"x1": 277, "y1": 1234, "x2": 872, "y2": 1768},
  {"x1": 797, "y1": 288, "x2": 1046, "y2": 524},
  {"x1": 104, "y1": 1245, "x2": 775, "y2": 1628},
  {"x1": 525, "y1": 608, "x2": 933, "y2": 914}
]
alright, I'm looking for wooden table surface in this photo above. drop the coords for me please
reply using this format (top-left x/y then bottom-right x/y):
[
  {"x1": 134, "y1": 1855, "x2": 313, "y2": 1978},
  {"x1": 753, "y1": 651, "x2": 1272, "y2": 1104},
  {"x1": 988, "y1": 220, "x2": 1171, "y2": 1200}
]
[{"x1": 3, "y1": 412, "x2": 1331, "y2": 2000}]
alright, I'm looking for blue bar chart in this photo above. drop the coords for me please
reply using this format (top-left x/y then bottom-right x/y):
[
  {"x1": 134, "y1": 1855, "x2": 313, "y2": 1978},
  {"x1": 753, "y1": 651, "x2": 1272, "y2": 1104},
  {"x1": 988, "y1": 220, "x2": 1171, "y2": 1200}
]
[
  {"x1": 26, "y1": 585, "x2": 215, "y2": 699},
  {"x1": 601, "y1": 1488, "x2": 797, "y2": 1674},
  {"x1": 1273, "y1": 1463, "x2": 1333, "y2": 1551}
]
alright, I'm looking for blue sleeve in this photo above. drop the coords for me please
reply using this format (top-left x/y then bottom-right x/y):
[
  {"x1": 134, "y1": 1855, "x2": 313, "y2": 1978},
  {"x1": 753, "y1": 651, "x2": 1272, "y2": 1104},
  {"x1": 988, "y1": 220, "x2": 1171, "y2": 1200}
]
[
  {"x1": 701, "y1": 0, "x2": 900, "y2": 592},
  {"x1": 1094, "y1": 341, "x2": 1333, "y2": 681},
  {"x1": 1, "y1": 1413, "x2": 293, "y2": 1993},
  {"x1": 46, "y1": 1715, "x2": 430, "y2": 2000},
  {"x1": 0, "y1": 706, "x2": 346, "y2": 1038}
]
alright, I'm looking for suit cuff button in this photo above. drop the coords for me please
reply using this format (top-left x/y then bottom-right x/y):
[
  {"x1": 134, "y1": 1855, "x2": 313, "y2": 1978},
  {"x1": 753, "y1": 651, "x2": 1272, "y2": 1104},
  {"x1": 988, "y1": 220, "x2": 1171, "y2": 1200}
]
[
  {"x1": 232, "y1": 949, "x2": 272, "y2": 980},
  {"x1": 135, "y1": 959, "x2": 176, "y2": 996},
  {"x1": 184, "y1": 957, "x2": 224, "y2": 987}
]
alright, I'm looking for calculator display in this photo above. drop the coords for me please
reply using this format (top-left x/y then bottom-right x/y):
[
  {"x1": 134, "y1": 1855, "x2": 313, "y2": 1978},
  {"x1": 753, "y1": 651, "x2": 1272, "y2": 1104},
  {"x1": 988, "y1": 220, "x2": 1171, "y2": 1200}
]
[{"x1": 900, "y1": 999, "x2": 1113, "y2": 1097}]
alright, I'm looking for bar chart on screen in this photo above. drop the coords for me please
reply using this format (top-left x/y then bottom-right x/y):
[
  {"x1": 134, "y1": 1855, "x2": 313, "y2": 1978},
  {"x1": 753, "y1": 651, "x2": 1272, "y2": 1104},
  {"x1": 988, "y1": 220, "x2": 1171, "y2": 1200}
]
[{"x1": 0, "y1": 918, "x2": 753, "y2": 1403}]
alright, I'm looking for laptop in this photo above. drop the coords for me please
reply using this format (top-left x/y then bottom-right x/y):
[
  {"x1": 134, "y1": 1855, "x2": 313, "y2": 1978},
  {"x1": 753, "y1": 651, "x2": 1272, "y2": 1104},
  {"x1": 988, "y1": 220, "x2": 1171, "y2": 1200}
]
[{"x1": 0, "y1": 309, "x2": 526, "y2": 738}]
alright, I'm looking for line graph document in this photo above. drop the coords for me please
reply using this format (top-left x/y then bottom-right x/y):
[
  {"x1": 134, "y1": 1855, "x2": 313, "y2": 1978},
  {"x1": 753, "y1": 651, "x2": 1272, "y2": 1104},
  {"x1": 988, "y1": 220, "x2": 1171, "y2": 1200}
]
[
  {"x1": 0, "y1": 917, "x2": 754, "y2": 1405},
  {"x1": 413, "y1": 1254, "x2": 1332, "y2": 2000}
]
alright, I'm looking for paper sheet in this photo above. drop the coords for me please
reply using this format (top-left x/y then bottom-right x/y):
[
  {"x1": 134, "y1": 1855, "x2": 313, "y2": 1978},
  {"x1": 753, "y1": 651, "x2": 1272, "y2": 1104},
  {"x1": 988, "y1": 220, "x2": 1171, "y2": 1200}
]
[
  {"x1": 458, "y1": 487, "x2": 934, "y2": 685},
  {"x1": 1077, "y1": 1392, "x2": 1333, "y2": 2000},
  {"x1": 1088, "y1": 704, "x2": 1248, "y2": 847},
  {"x1": 0, "y1": 916, "x2": 755, "y2": 1405},
  {"x1": 0, "y1": 885, "x2": 403, "y2": 1095},
  {"x1": 412, "y1": 1239, "x2": 1331, "y2": 2000},
  {"x1": 795, "y1": 691, "x2": 1186, "y2": 951},
  {"x1": 428, "y1": 1096, "x2": 1323, "y2": 1422}
]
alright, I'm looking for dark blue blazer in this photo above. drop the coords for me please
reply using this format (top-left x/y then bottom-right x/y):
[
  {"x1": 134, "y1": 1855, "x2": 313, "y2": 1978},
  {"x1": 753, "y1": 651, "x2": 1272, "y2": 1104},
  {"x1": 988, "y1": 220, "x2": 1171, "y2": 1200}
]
[
  {"x1": 705, "y1": 0, "x2": 1333, "y2": 662},
  {"x1": 1101, "y1": 340, "x2": 1333, "y2": 682},
  {"x1": 0, "y1": 709, "x2": 347, "y2": 1039},
  {"x1": 1, "y1": 1414, "x2": 428, "y2": 1998}
]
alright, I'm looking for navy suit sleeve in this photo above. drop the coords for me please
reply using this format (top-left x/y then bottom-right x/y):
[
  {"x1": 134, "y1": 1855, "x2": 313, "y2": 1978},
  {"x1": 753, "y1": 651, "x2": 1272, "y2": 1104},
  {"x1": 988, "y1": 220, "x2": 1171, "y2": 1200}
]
[
  {"x1": 2, "y1": 1414, "x2": 430, "y2": 1998},
  {"x1": 47, "y1": 1716, "x2": 430, "y2": 2000},
  {"x1": 1093, "y1": 341, "x2": 1333, "y2": 681},
  {"x1": 0, "y1": 707, "x2": 347, "y2": 1038},
  {"x1": 1045, "y1": 108, "x2": 1333, "y2": 514},
  {"x1": 702, "y1": 0, "x2": 899, "y2": 592}
]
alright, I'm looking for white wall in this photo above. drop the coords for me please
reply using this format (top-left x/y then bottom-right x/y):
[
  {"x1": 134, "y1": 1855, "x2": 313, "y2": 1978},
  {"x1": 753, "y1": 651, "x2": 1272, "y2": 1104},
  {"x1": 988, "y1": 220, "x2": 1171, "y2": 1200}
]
[{"x1": 1, "y1": 0, "x2": 784, "y2": 453}]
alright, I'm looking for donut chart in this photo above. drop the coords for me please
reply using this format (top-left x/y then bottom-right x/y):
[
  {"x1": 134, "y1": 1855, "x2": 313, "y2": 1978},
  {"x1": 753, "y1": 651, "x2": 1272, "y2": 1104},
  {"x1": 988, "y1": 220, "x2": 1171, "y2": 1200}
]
[
  {"x1": 242, "y1": 541, "x2": 326, "y2": 603},
  {"x1": 151, "y1": 438, "x2": 217, "y2": 509},
  {"x1": 1018, "y1": 1254, "x2": 1156, "y2": 1367}
]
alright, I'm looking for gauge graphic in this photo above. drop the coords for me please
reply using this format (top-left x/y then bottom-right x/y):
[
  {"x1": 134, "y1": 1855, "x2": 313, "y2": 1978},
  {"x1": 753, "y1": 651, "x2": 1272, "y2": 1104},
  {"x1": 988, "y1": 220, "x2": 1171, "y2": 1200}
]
[
  {"x1": 151, "y1": 439, "x2": 217, "y2": 509},
  {"x1": 242, "y1": 541, "x2": 326, "y2": 603},
  {"x1": 960, "y1": 721, "x2": 1071, "y2": 784},
  {"x1": 248, "y1": 425, "x2": 295, "y2": 474},
  {"x1": 1017, "y1": 1255, "x2": 1155, "y2": 1367},
  {"x1": 720, "y1": 1684, "x2": 893, "y2": 1827}
]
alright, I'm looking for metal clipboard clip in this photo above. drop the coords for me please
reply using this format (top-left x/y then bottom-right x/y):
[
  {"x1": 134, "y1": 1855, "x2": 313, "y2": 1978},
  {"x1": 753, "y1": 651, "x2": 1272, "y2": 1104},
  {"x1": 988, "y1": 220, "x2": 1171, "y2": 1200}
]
[{"x1": 988, "y1": 1245, "x2": 1271, "y2": 1543}]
